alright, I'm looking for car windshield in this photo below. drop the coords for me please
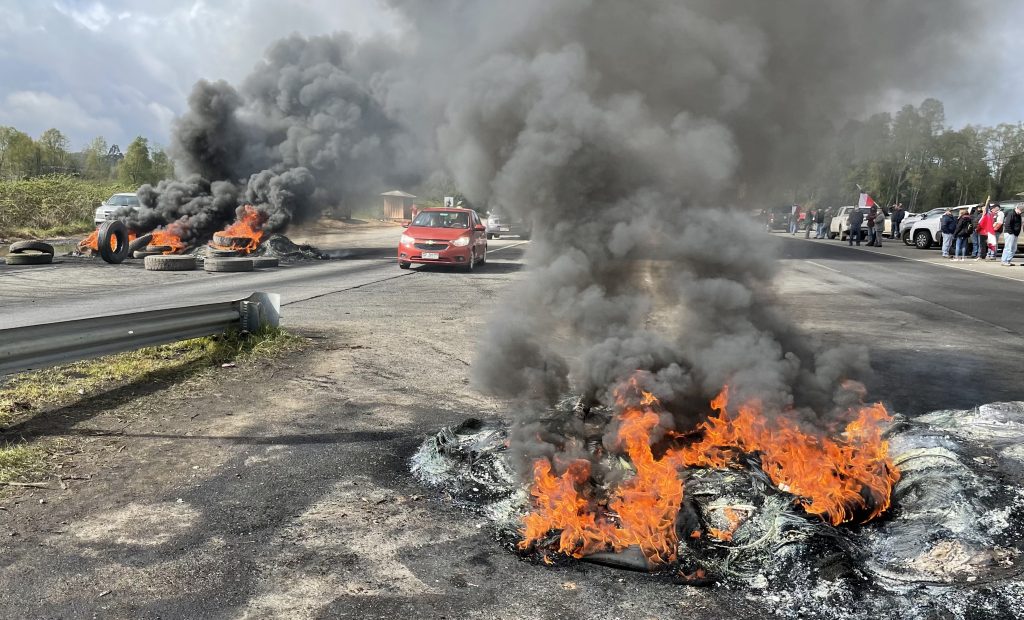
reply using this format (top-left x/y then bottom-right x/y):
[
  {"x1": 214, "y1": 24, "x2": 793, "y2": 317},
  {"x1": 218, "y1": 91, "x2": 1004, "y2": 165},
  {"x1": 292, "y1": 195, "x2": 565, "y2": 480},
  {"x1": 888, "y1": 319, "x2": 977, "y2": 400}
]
[
  {"x1": 106, "y1": 194, "x2": 136, "y2": 207},
  {"x1": 412, "y1": 210, "x2": 469, "y2": 229}
]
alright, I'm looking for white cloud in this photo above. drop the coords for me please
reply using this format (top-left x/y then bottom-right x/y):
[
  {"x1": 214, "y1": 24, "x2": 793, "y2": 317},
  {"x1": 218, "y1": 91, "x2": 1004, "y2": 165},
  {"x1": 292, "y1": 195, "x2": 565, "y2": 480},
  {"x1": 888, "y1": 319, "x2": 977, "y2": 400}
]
[{"x1": 0, "y1": 90, "x2": 122, "y2": 138}]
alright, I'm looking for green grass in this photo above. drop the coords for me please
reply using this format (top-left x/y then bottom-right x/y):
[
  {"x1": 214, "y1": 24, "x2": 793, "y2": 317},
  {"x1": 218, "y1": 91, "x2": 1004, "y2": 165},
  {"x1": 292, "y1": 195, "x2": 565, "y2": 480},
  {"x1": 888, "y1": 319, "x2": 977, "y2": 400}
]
[
  {"x1": 0, "y1": 175, "x2": 133, "y2": 238},
  {"x1": 0, "y1": 328, "x2": 307, "y2": 481}
]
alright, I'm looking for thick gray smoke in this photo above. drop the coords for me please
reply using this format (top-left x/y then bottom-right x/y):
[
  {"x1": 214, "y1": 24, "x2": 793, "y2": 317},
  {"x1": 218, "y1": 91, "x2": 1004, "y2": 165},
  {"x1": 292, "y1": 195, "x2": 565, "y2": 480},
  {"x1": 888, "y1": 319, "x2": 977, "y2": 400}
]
[
  {"x1": 410, "y1": 0, "x2": 995, "y2": 428},
  {"x1": 134, "y1": 1, "x2": 1000, "y2": 465},
  {"x1": 127, "y1": 32, "x2": 421, "y2": 241}
]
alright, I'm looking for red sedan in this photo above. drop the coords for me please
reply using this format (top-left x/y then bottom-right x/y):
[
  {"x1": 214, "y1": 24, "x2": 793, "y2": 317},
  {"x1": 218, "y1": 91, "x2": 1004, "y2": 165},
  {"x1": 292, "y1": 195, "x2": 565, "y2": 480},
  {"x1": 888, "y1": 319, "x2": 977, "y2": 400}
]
[{"x1": 397, "y1": 207, "x2": 488, "y2": 270}]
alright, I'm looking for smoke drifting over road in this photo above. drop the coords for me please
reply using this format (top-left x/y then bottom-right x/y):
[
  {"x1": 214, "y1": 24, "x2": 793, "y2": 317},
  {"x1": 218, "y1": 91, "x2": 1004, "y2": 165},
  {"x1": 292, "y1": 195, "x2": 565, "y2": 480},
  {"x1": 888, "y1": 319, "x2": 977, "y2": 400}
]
[
  {"x1": 140, "y1": 1, "x2": 998, "y2": 456},
  {"x1": 128, "y1": 32, "x2": 420, "y2": 243}
]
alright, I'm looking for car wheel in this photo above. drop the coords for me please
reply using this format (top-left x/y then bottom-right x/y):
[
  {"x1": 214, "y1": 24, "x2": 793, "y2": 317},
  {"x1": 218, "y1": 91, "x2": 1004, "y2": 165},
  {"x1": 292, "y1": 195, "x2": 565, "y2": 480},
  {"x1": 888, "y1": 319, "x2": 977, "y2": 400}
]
[
  {"x1": 828, "y1": 232, "x2": 837, "y2": 240},
  {"x1": 493, "y1": 234, "x2": 500, "y2": 239},
  {"x1": 399, "y1": 261, "x2": 411, "y2": 269},
  {"x1": 914, "y1": 230, "x2": 932, "y2": 249},
  {"x1": 902, "y1": 231, "x2": 913, "y2": 246},
  {"x1": 479, "y1": 246, "x2": 487, "y2": 264},
  {"x1": 486, "y1": 233, "x2": 494, "y2": 240},
  {"x1": 465, "y1": 251, "x2": 475, "y2": 272}
]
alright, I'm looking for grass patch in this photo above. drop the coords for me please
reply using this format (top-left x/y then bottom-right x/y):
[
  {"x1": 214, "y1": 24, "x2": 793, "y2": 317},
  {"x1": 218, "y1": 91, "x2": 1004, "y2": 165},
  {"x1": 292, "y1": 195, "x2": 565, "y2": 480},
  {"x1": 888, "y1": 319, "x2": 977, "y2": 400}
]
[
  {"x1": 0, "y1": 443, "x2": 46, "y2": 483},
  {"x1": 0, "y1": 327, "x2": 306, "y2": 427},
  {"x1": 0, "y1": 175, "x2": 133, "y2": 238}
]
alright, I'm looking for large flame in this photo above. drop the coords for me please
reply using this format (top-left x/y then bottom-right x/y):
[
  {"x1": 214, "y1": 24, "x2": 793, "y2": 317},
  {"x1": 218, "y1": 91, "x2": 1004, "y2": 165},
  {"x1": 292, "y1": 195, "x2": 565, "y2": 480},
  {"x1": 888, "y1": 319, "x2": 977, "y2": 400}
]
[
  {"x1": 149, "y1": 225, "x2": 186, "y2": 254},
  {"x1": 78, "y1": 228, "x2": 137, "y2": 253},
  {"x1": 519, "y1": 377, "x2": 899, "y2": 565},
  {"x1": 209, "y1": 205, "x2": 267, "y2": 254}
]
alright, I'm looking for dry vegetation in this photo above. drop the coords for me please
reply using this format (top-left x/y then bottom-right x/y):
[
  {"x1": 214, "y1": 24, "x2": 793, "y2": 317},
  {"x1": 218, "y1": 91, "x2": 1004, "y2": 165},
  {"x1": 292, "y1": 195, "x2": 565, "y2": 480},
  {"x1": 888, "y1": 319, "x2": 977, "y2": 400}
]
[{"x1": 0, "y1": 175, "x2": 133, "y2": 238}]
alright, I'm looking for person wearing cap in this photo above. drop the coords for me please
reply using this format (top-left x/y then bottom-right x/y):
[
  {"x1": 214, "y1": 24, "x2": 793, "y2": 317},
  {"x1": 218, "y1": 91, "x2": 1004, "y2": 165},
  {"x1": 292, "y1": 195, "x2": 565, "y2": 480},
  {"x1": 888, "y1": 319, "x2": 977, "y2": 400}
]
[{"x1": 1001, "y1": 204, "x2": 1022, "y2": 266}]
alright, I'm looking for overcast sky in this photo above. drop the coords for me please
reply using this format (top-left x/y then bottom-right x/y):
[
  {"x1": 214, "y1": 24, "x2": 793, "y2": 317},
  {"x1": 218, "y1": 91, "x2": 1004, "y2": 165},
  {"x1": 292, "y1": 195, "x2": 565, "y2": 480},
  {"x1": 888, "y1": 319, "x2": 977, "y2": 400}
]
[{"x1": 1, "y1": 0, "x2": 1021, "y2": 151}]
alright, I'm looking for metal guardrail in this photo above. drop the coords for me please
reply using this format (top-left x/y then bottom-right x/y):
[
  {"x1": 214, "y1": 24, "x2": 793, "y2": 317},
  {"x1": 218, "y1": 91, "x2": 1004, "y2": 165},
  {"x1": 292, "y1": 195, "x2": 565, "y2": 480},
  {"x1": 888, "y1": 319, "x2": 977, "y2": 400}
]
[{"x1": 0, "y1": 292, "x2": 280, "y2": 377}]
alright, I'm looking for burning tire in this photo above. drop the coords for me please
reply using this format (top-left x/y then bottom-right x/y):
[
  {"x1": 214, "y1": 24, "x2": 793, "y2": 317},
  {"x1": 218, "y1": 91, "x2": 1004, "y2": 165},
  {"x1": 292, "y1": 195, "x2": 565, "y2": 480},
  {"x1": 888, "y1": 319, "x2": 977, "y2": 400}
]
[
  {"x1": 4, "y1": 253, "x2": 53, "y2": 266},
  {"x1": 143, "y1": 255, "x2": 197, "y2": 271},
  {"x1": 146, "y1": 245, "x2": 173, "y2": 253},
  {"x1": 250, "y1": 257, "x2": 279, "y2": 268},
  {"x1": 97, "y1": 220, "x2": 130, "y2": 264},
  {"x1": 212, "y1": 234, "x2": 251, "y2": 247},
  {"x1": 127, "y1": 234, "x2": 153, "y2": 255},
  {"x1": 133, "y1": 250, "x2": 163, "y2": 259},
  {"x1": 204, "y1": 257, "x2": 254, "y2": 273},
  {"x1": 8, "y1": 241, "x2": 54, "y2": 255}
]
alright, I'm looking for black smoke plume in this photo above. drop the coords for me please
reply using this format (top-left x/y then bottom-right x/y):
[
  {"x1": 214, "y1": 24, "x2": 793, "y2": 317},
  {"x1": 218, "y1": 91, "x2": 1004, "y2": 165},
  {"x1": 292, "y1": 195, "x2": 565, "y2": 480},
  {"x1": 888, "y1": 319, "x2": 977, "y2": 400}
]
[{"x1": 126, "y1": 32, "x2": 421, "y2": 241}]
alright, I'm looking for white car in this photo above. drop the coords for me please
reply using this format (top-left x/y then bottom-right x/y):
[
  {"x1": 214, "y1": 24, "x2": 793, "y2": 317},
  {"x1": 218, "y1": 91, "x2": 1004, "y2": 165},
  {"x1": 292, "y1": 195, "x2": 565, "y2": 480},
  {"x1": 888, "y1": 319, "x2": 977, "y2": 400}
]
[
  {"x1": 485, "y1": 210, "x2": 531, "y2": 240},
  {"x1": 911, "y1": 203, "x2": 1021, "y2": 250},
  {"x1": 828, "y1": 206, "x2": 890, "y2": 241},
  {"x1": 93, "y1": 193, "x2": 140, "y2": 225},
  {"x1": 899, "y1": 208, "x2": 947, "y2": 245}
]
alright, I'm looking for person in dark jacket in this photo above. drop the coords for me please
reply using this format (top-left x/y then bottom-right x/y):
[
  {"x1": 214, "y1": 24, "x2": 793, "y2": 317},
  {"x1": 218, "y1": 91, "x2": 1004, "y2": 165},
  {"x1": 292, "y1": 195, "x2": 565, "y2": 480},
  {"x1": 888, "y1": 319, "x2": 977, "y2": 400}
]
[
  {"x1": 890, "y1": 204, "x2": 905, "y2": 239},
  {"x1": 848, "y1": 208, "x2": 864, "y2": 246},
  {"x1": 971, "y1": 205, "x2": 985, "y2": 258},
  {"x1": 1001, "y1": 204, "x2": 1023, "y2": 266},
  {"x1": 939, "y1": 208, "x2": 957, "y2": 257},
  {"x1": 953, "y1": 209, "x2": 973, "y2": 261},
  {"x1": 814, "y1": 208, "x2": 827, "y2": 238}
]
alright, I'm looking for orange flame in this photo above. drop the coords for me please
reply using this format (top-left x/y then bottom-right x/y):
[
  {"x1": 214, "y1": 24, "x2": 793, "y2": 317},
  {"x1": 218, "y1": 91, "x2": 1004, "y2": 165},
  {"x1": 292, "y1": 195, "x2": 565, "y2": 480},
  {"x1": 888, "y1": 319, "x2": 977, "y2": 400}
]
[
  {"x1": 519, "y1": 376, "x2": 899, "y2": 565},
  {"x1": 78, "y1": 228, "x2": 137, "y2": 253},
  {"x1": 150, "y1": 224, "x2": 187, "y2": 255},
  {"x1": 209, "y1": 205, "x2": 267, "y2": 254}
]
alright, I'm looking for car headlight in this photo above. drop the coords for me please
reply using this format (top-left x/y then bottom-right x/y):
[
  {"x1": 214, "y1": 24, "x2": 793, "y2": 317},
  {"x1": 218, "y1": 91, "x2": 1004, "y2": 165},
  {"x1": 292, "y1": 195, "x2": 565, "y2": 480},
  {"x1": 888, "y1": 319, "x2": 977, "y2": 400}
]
[
  {"x1": 452, "y1": 235, "x2": 470, "y2": 247},
  {"x1": 400, "y1": 234, "x2": 415, "y2": 245}
]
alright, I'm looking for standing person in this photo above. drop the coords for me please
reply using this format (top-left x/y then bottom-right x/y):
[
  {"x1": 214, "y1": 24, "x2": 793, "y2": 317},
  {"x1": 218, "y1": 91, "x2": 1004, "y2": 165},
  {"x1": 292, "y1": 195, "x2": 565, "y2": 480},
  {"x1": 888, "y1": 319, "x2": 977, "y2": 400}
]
[
  {"x1": 848, "y1": 207, "x2": 864, "y2": 246},
  {"x1": 939, "y1": 208, "x2": 956, "y2": 258},
  {"x1": 804, "y1": 209, "x2": 815, "y2": 238},
  {"x1": 953, "y1": 208, "x2": 973, "y2": 261},
  {"x1": 971, "y1": 204, "x2": 985, "y2": 259},
  {"x1": 790, "y1": 204, "x2": 800, "y2": 235},
  {"x1": 977, "y1": 204, "x2": 998, "y2": 261},
  {"x1": 867, "y1": 207, "x2": 881, "y2": 246},
  {"x1": 890, "y1": 204, "x2": 905, "y2": 239},
  {"x1": 1001, "y1": 204, "x2": 1022, "y2": 266},
  {"x1": 815, "y1": 208, "x2": 827, "y2": 238}
]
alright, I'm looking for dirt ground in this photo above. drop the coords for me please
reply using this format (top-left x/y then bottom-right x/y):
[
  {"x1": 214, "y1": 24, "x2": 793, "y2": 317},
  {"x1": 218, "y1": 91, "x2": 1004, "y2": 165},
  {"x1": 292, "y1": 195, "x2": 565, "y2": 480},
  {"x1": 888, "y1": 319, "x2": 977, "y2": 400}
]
[{"x1": 4, "y1": 229, "x2": 1024, "y2": 618}]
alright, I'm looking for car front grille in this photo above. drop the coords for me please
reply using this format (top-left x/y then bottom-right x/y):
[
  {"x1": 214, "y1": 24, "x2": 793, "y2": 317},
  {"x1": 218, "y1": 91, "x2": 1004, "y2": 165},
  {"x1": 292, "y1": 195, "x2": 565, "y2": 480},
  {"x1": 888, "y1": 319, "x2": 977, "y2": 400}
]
[{"x1": 415, "y1": 242, "x2": 448, "y2": 251}]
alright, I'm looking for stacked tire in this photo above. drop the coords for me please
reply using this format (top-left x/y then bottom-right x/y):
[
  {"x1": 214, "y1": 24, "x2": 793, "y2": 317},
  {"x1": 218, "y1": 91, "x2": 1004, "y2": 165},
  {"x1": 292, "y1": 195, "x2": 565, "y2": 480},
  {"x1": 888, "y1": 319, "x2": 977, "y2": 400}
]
[
  {"x1": 5, "y1": 241, "x2": 55, "y2": 265},
  {"x1": 144, "y1": 255, "x2": 197, "y2": 271}
]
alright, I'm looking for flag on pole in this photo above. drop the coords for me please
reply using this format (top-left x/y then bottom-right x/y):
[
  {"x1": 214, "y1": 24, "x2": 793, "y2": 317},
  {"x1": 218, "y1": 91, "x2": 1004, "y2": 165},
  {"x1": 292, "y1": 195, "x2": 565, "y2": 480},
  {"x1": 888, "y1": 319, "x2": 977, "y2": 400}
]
[{"x1": 858, "y1": 193, "x2": 876, "y2": 208}]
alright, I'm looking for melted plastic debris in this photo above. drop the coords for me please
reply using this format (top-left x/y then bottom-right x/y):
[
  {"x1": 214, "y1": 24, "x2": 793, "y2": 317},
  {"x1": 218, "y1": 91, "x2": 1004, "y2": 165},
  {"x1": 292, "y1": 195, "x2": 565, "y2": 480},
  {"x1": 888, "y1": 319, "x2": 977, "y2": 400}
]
[{"x1": 412, "y1": 402, "x2": 1024, "y2": 619}]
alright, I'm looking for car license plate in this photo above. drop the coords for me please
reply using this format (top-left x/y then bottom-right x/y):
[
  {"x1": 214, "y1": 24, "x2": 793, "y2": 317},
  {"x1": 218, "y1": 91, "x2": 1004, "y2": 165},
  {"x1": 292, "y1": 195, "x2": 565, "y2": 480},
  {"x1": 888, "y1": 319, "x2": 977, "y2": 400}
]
[{"x1": 422, "y1": 252, "x2": 439, "y2": 260}]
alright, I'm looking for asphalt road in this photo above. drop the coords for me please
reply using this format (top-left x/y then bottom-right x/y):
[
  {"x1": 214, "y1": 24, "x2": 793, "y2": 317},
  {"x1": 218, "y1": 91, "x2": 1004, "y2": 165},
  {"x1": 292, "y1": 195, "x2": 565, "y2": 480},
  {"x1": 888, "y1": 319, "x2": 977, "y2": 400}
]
[{"x1": 2, "y1": 226, "x2": 1023, "y2": 619}]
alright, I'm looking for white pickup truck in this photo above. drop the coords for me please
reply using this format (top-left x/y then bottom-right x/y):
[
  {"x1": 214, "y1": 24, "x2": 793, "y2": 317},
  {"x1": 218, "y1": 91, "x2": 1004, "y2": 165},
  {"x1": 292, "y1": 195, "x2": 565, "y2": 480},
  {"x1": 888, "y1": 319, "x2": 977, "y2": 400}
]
[{"x1": 828, "y1": 206, "x2": 890, "y2": 241}]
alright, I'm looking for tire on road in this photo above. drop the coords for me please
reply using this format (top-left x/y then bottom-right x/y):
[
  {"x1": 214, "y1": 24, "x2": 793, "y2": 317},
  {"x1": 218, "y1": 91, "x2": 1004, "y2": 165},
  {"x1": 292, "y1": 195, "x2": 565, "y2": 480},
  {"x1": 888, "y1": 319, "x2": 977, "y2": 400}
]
[
  {"x1": 127, "y1": 234, "x2": 153, "y2": 255},
  {"x1": 204, "y1": 257, "x2": 254, "y2": 273},
  {"x1": 212, "y1": 234, "x2": 251, "y2": 247},
  {"x1": 144, "y1": 255, "x2": 197, "y2": 271},
  {"x1": 4, "y1": 253, "x2": 53, "y2": 265},
  {"x1": 146, "y1": 245, "x2": 172, "y2": 253},
  {"x1": 914, "y1": 230, "x2": 933, "y2": 249},
  {"x1": 8, "y1": 241, "x2": 54, "y2": 255},
  {"x1": 250, "y1": 256, "x2": 279, "y2": 268},
  {"x1": 207, "y1": 248, "x2": 241, "y2": 257},
  {"x1": 133, "y1": 250, "x2": 163, "y2": 259},
  {"x1": 97, "y1": 220, "x2": 130, "y2": 264}
]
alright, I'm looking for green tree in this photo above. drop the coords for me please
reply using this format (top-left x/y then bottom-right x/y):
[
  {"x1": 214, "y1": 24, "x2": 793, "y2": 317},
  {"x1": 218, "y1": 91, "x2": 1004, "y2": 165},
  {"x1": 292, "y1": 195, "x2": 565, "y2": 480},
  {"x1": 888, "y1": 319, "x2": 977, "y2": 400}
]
[
  {"x1": 37, "y1": 128, "x2": 71, "y2": 174},
  {"x1": 81, "y1": 136, "x2": 111, "y2": 180},
  {"x1": 149, "y1": 146, "x2": 175, "y2": 182},
  {"x1": 0, "y1": 127, "x2": 38, "y2": 179},
  {"x1": 119, "y1": 136, "x2": 153, "y2": 186}
]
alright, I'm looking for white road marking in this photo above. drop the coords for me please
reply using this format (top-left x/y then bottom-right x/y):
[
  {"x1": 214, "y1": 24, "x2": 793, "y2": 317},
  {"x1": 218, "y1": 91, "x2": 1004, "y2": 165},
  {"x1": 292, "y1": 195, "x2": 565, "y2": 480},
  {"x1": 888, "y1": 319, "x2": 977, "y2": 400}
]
[
  {"x1": 486, "y1": 240, "x2": 529, "y2": 255},
  {"x1": 805, "y1": 260, "x2": 840, "y2": 273}
]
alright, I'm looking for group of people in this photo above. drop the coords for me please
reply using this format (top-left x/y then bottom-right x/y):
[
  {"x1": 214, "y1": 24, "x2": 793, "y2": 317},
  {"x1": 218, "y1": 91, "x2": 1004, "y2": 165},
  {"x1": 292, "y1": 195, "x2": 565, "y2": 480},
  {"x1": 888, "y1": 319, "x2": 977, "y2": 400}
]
[
  {"x1": 939, "y1": 203, "x2": 1022, "y2": 264},
  {"x1": 783, "y1": 204, "x2": 908, "y2": 247}
]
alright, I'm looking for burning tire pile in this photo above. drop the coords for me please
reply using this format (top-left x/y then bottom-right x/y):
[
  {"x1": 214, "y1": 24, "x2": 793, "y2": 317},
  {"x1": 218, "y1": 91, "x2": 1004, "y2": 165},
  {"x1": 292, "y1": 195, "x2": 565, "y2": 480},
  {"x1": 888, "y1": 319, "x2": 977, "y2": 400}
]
[{"x1": 413, "y1": 383, "x2": 1024, "y2": 619}]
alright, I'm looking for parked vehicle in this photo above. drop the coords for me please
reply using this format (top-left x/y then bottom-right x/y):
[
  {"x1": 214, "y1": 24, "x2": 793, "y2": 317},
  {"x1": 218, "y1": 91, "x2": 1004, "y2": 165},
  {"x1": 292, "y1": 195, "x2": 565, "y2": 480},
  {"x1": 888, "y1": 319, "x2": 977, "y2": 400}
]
[
  {"x1": 900, "y1": 208, "x2": 947, "y2": 245},
  {"x1": 397, "y1": 207, "x2": 488, "y2": 270},
  {"x1": 909, "y1": 205, "x2": 978, "y2": 249},
  {"x1": 828, "y1": 206, "x2": 890, "y2": 240},
  {"x1": 764, "y1": 206, "x2": 795, "y2": 231},
  {"x1": 485, "y1": 210, "x2": 531, "y2": 239},
  {"x1": 911, "y1": 202, "x2": 1023, "y2": 249},
  {"x1": 93, "y1": 193, "x2": 140, "y2": 225}
]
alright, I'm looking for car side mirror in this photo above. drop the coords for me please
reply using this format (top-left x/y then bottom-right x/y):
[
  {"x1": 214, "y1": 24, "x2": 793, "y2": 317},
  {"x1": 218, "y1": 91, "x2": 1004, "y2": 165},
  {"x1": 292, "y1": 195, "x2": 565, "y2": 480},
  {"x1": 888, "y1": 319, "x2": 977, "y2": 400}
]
[{"x1": 474, "y1": 224, "x2": 485, "y2": 231}]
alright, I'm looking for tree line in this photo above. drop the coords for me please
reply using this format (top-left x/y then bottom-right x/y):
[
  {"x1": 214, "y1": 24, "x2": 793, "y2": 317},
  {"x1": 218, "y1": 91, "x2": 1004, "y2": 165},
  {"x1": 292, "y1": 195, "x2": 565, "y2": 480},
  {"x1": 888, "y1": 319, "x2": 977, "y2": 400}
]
[
  {"x1": 798, "y1": 98, "x2": 1024, "y2": 212},
  {"x1": 0, "y1": 127, "x2": 174, "y2": 187}
]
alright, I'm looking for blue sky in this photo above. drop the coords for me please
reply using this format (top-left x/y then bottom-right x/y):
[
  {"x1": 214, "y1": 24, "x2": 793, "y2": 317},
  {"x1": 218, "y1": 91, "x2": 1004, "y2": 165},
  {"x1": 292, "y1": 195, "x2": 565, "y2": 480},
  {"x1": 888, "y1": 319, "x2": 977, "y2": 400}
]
[{"x1": 1, "y1": 1, "x2": 1021, "y2": 151}]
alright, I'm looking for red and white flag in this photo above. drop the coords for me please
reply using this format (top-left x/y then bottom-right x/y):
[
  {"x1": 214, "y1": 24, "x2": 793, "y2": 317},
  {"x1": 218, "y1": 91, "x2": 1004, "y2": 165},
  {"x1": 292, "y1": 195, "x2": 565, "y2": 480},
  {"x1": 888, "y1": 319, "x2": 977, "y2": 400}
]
[{"x1": 858, "y1": 193, "x2": 876, "y2": 208}]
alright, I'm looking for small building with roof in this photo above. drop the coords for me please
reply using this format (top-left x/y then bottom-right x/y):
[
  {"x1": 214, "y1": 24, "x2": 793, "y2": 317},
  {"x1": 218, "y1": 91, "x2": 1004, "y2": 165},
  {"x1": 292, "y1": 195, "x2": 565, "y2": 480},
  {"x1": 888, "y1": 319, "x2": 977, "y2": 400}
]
[{"x1": 381, "y1": 190, "x2": 417, "y2": 220}]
